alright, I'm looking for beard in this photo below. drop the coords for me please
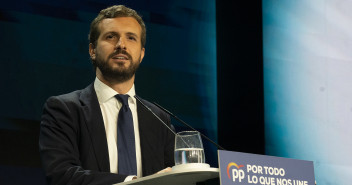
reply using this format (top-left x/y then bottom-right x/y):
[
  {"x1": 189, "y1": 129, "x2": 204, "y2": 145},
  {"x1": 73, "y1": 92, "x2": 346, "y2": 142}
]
[{"x1": 92, "y1": 49, "x2": 141, "y2": 83}]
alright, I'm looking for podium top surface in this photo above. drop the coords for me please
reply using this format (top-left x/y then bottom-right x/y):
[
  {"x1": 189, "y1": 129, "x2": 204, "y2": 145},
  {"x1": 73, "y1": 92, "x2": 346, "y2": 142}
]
[{"x1": 118, "y1": 167, "x2": 219, "y2": 185}]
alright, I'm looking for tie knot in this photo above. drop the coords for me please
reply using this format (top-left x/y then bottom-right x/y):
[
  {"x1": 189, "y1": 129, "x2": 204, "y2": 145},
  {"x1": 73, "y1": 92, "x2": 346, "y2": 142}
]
[{"x1": 115, "y1": 94, "x2": 130, "y2": 106}]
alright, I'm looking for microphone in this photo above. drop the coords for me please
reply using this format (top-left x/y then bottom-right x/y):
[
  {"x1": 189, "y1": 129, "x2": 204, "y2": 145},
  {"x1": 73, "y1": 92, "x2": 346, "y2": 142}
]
[
  {"x1": 152, "y1": 102, "x2": 225, "y2": 150},
  {"x1": 135, "y1": 96, "x2": 225, "y2": 150},
  {"x1": 134, "y1": 96, "x2": 177, "y2": 135},
  {"x1": 135, "y1": 95, "x2": 196, "y2": 149},
  {"x1": 135, "y1": 95, "x2": 224, "y2": 150}
]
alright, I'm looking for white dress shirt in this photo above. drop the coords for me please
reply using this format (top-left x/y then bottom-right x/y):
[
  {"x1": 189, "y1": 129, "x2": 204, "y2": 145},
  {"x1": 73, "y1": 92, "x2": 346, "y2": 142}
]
[{"x1": 94, "y1": 77, "x2": 142, "y2": 179}]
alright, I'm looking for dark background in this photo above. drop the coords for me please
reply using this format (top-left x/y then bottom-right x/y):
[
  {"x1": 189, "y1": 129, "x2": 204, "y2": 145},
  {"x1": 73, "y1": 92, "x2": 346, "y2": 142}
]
[
  {"x1": 217, "y1": 1, "x2": 264, "y2": 154},
  {"x1": 0, "y1": 1, "x2": 263, "y2": 184}
]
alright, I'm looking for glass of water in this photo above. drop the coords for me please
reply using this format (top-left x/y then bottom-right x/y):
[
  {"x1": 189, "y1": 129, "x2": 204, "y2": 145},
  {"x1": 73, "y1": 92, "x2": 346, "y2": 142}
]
[{"x1": 174, "y1": 131, "x2": 205, "y2": 165}]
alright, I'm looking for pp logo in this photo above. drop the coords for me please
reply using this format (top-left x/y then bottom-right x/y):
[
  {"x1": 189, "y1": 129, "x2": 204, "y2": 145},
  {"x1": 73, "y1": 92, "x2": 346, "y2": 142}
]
[{"x1": 227, "y1": 162, "x2": 245, "y2": 183}]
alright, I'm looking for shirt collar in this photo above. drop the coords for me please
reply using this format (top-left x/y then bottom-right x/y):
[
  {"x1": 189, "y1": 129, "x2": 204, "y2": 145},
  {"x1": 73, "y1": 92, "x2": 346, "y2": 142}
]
[{"x1": 94, "y1": 77, "x2": 136, "y2": 105}]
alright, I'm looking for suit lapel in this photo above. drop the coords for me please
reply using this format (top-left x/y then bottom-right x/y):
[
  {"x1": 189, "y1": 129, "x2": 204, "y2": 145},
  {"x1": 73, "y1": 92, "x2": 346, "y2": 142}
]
[
  {"x1": 136, "y1": 98, "x2": 152, "y2": 174},
  {"x1": 80, "y1": 84, "x2": 110, "y2": 172},
  {"x1": 137, "y1": 97, "x2": 165, "y2": 175}
]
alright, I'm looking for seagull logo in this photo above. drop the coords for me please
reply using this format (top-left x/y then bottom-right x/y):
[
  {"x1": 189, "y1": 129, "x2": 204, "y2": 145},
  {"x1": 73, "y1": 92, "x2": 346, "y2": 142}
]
[{"x1": 227, "y1": 162, "x2": 244, "y2": 179}]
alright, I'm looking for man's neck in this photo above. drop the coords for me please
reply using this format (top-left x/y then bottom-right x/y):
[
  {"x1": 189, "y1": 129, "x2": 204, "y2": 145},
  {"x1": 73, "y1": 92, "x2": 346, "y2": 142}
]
[{"x1": 96, "y1": 74, "x2": 135, "y2": 94}]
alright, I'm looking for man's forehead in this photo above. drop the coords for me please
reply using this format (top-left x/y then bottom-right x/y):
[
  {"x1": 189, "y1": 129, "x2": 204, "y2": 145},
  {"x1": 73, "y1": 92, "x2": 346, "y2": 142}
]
[{"x1": 98, "y1": 17, "x2": 142, "y2": 34}]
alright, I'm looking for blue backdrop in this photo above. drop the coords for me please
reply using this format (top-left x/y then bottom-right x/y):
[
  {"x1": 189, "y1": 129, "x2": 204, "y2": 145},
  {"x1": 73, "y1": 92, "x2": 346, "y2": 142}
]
[{"x1": 263, "y1": 0, "x2": 352, "y2": 184}]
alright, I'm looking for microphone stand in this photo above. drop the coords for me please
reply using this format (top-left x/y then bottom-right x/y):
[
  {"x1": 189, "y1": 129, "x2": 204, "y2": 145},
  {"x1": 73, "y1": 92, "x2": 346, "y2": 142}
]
[
  {"x1": 135, "y1": 96, "x2": 192, "y2": 148},
  {"x1": 152, "y1": 102, "x2": 225, "y2": 150}
]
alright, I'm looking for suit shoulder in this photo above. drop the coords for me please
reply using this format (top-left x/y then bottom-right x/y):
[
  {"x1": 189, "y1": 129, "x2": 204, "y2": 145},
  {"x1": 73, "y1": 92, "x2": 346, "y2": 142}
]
[
  {"x1": 46, "y1": 89, "x2": 82, "y2": 105},
  {"x1": 45, "y1": 84, "x2": 93, "y2": 106}
]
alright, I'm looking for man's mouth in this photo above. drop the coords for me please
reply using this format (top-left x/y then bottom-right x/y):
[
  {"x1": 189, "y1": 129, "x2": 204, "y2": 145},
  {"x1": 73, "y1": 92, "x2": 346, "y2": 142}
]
[{"x1": 112, "y1": 55, "x2": 129, "y2": 60}]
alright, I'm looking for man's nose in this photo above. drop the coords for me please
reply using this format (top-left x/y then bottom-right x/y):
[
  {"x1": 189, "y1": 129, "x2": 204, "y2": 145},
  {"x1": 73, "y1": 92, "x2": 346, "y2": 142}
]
[{"x1": 116, "y1": 37, "x2": 126, "y2": 50}]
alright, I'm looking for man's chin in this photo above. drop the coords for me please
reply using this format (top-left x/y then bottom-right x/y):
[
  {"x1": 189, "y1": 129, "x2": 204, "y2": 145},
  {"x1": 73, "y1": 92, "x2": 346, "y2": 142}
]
[
  {"x1": 102, "y1": 72, "x2": 134, "y2": 83},
  {"x1": 103, "y1": 65, "x2": 125, "y2": 73},
  {"x1": 110, "y1": 63, "x2": 130, "y2": 71}
]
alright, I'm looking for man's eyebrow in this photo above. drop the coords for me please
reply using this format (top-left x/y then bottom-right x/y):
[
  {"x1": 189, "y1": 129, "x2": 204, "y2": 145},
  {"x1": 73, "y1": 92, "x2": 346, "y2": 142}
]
[{"x1": 102, "y1": 31, "x2": 118, "y2": 36}]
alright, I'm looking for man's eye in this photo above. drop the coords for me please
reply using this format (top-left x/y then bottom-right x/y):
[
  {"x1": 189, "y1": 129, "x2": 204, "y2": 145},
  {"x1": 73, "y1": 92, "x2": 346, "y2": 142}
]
[
  {"x1": 107, "y1": 35, "x2": 115, "y2": 39},
  {"x1": 128, "y1": 36, "x2": 136, "y2": 41}
]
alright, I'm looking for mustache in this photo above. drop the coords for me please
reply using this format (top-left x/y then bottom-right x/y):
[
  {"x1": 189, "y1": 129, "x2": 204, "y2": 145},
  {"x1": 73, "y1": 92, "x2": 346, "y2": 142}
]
[{"x1": 109, "y1": 49, "x2": 132, "y2": 60}]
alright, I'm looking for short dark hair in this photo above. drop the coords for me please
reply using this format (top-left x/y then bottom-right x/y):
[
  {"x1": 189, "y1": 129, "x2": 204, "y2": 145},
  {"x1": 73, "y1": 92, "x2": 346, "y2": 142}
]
[{"x1": 88, "y1": 5, "x2": 146, "y2": 48}]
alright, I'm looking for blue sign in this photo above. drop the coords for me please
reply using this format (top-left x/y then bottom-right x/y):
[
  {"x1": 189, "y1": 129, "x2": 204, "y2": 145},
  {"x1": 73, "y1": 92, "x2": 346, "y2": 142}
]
[{"x1": 218, "y1": 150, "x2": 315, "y2": 185}]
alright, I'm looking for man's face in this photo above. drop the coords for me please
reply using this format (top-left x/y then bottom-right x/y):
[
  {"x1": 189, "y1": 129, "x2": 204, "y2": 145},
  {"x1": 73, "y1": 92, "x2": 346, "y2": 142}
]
[{"x1": 89, "y1": 17, "x2": 145, "y2": 83}]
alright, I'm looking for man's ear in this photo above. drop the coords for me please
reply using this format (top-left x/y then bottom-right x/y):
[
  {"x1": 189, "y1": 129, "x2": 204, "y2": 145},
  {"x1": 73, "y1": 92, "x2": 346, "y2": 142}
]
[
  {"x1": 89, "y1": 43, "x2": 96, "y2": 60},
  {"x1": 140, "y1": 47, "x2": 145, "y2": 63}
]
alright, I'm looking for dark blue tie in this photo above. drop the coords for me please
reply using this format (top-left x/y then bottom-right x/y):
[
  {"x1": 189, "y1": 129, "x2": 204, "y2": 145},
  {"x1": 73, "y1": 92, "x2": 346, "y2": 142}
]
[{"x1": 115, "y1": 94, "x2": 137, "y2": 175}]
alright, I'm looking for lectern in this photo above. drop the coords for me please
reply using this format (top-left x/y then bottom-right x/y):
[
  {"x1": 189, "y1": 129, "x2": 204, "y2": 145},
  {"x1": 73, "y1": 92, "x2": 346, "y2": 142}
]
[{"x1": 117, "y1": 166, "x2": 219, "y2": 185}]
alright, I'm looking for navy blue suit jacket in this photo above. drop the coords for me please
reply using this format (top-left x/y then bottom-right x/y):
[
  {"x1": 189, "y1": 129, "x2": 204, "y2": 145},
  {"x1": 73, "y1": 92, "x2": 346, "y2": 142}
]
[{"x1": 39, "y1": 84, "x2": 175, "y2": 185}]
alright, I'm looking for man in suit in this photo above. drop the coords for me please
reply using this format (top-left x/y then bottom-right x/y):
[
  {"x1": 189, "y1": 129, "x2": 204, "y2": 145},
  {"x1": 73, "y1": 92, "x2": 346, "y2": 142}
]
[{"x1": 39, "y1": 5, "x2": 175, "y2": 185}]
